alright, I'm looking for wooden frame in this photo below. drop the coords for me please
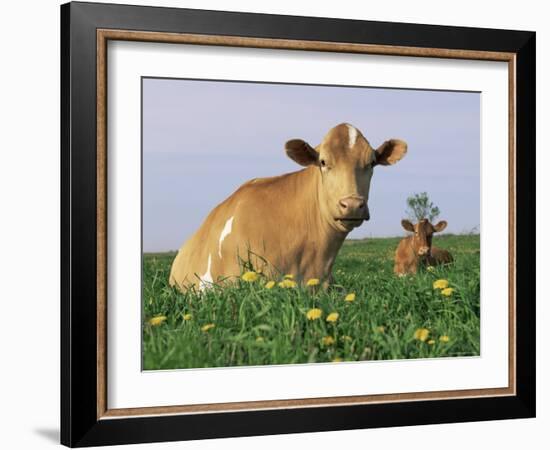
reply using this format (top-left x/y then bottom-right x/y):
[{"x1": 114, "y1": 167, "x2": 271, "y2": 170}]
[{"x1": 61, "y1": 1, "x2": 535, "y2": 447}]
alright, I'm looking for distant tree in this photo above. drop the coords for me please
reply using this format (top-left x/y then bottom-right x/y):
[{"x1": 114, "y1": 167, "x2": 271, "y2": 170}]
[{"x1": 405, "y1": 192, "x2": 440, "y2": 222}]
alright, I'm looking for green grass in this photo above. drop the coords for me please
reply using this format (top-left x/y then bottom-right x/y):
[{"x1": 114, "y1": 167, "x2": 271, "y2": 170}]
[{"x1": 142, "y1": 234, "x2": 480, "y2": 370}]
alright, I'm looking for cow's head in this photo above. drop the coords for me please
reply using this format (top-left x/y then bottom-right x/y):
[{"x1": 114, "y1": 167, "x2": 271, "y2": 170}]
[
  {"x1": 285, "y1": 123, "x2": 407, "y2": 233},
  {"x1": 401, "y1": 218, "x2": 448, "y2": 257}
]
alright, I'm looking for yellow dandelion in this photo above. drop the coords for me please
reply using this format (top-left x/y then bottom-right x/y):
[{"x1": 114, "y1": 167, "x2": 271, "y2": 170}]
[
  {"x1": 427, "y1": 339, "x2": 436, "y2": 345},
  {"x1": 326, "y1": 312, "x2": 339, "y2": 323},
  {"x1": 433, "y1": 279, "x2": 449, "y2": 290},
  {"x1": 344, "y1": 292, "x2": 356, "y2": 302},
  {"x1": 427, "y1": 266, "x2": 435, "y2": 273},
  {"x1": 376, "y1": 326, "x2": 385, "y2": 333},
  {"x1": 321, "y1": 336, "x2": 335, "y2": 346},
  {"x1": 149, "y1": 315, "x2": 167, "y2": 326},
  {"x1": 341, "y1": 335, "x2": 353, "y2": 342},
  {"x1": 306, "y1": 308, "x2": 323, "y2": 320},
  {"x1": 414, "y1": 328, "x2": 430, "y2": 342},
  {"x1": 241, "y1": 271, "x2": 259, "y2": 282},
  {"x1": 255, "y1": 336, "x2": 264, "y2": 342},
  {"x1": 441, "y1": 287, "x2": 455, "y2": 297},
  {"x1": 183, "y1": 313, "x2": 192, "y2": 321},
  {"x1": 439, "y1": 335, "x2": 450, "y2": 343},
  {"x1": 201, "y1": 323, "x2": 215, "y2": 332},
  {"x1": 306, "y1": 278, "x2": 320, "y2": 286},
  {"x1": 265, "y1": 280, "x2": 276, "y2": 289},
  {"x1": 284, "y1": 274, "x2": 294, "y2": 279},
  {"x1": 278, "y1": 279, "x2": 297, "y2": 288},
  {"x1": 332, "y1": 357, "x2": 343, "y2": 363}
]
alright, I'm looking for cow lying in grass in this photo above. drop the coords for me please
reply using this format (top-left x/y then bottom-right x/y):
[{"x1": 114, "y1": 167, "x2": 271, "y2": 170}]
[
  {"x1": 394, "y1": 219, "x2": 453, "y2": 275},
  {"x1": 169, "y1": 123, "x2": 407, "y2": 290}
]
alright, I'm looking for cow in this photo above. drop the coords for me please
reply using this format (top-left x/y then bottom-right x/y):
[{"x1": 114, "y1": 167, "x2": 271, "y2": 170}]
[
  {"x1": 393, "y1": 218, "x2": 453, "y2": 275},
  {"x1": 169, "y1": 123, "x2": 408, "y2": 290}
]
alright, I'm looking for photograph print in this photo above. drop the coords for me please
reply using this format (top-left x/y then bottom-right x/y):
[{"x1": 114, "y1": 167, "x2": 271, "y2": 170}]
[{"x1": 142, "y1": 77, "x2": 480, "y2": 370}]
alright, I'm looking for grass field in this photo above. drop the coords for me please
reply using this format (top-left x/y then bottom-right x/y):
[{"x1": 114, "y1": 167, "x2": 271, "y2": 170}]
[{"x1": 142, "y1": 234, "x2": 480, "y2": 370}]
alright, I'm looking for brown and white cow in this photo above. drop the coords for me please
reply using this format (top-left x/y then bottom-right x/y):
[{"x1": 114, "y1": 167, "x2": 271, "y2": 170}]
[
  {"x1": 394, "y1": 219, "x2": 453, "y2": 275},
  {"x1": 169, "y1": 123, "x2": 407, "y2": 290}
]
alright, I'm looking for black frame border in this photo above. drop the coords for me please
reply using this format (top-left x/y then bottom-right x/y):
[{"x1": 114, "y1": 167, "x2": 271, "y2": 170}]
[{"x1": 61, "y1": 2, "x2": 535, "y2": 447}]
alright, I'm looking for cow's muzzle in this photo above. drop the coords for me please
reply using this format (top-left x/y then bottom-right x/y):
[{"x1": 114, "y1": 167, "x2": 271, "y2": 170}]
[{"x1": 337, "y1": 195, "x2": 368, "y2": 220}]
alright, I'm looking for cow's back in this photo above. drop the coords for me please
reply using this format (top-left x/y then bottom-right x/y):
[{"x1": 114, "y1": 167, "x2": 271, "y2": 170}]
[{"x1": 430, "y1": 247, "x2": 453, "y2": 265}]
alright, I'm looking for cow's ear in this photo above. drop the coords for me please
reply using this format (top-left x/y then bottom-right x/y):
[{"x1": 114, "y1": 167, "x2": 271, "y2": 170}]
[
  {"x1": 285, "y1": 139, "x2": 319, "y2": 167},
  {"x1": 401, "y1": 219, "x2": 415, "y2": 232},
  {"x1": 433, "y1": 221, "x2": 448, "y2": 232},
  {"x1": 374, "y1": 139, "x2": 408, "y2": 166}
]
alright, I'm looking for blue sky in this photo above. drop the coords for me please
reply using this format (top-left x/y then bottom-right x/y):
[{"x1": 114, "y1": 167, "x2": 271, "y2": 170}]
[{"x1": 143, "y1": 78, "x2": 480, "y2": 252}]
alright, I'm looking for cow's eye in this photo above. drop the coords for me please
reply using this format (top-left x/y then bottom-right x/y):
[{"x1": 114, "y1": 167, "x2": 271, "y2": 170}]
[{"x1": 320, "y1": 159, "x2": 326, "y2": 167}]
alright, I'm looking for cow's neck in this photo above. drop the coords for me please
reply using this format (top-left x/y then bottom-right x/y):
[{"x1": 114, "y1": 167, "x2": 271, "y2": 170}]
[
  {"x1": 300, "y1": 167, "x2": 348, "y2": 269},
  {"x1": 405, "y1": 237, "x2": 426, "y2": 262}
]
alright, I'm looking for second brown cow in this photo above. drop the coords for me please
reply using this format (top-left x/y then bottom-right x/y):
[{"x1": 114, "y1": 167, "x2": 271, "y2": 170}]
[{"x1": 394, "y1": 219, "x2": 453, "y2": 275}]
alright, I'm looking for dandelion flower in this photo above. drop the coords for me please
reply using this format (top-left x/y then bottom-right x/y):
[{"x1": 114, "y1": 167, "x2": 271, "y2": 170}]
[
  {"x1": 439, "y1": 335, "x2": 450, "y2": 343},
  {"x1": 241, "y1": 271, "x2": 259, "y2": 282},
  {"x1": 149, "y1": 315, "x2": 167, "y2": 326},
  {"x1": 306, "y1": 278, "x2": 320, "y2": 286},
  {"x1": 321, "y1": 336, "x2": 335, "y2": 346},
  {"x1": 265, "y1": 280, "x2": 276, "y2": 289},
  {"x1": 284, "y1": 274, "x2": 294, "y2": 279},
  {"x1": 326, "y1": 312, "x2": 339, "y2": 323},
  {"x1": 201, "y1": 323, "x2": 215, "y2": 332},
  {"x1": 433, "y1": 279, "x2": 449, "y2": 290},
  {"x1": 441, "y1": 287, "x2": 455, "y2": 297},
  {"x1": 306, "y1": 308, "x2": 322, "y2": 320},
  {"x1": 427, "y1": 266, "x2": 435, "y2": 273},
  {"x1": 255, "y1": 336, "x2": 264, "y2": 342},
  {"x1": 278, "y1": 279, "x2": 297, "y2": 288},
  {"x1": 332, "y1": 357, "x2": 343, "y2": 363},
  {"x1": 344, "y1": 292, "x2": 356, "y2": 302},
  {"x1": 341, "y1": 335, "x2": 353, "y2": 342},
  {"x1": 376, "y1": 326, "x2": 385, "y2": 334},
  {"x1": 427, "y1": 339, "x2": 436, "y2": 345},
  {"x1": 414, "y1": 328, "x2": 430, "y2": 342},
  {"x1": 183, "y1": 313, "x2": 192, "y2": 321}
]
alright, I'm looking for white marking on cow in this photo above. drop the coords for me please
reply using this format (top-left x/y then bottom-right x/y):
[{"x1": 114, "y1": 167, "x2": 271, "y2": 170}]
[
  {"x1": 218, "y1": 216, "x2": 234, "y2": 258},
  {"x1": 347, "y1": 124, "x2": 358, "y2": 148},
  {"x1": 199, "y1": 253, "x2": 213, "y2": 291}
]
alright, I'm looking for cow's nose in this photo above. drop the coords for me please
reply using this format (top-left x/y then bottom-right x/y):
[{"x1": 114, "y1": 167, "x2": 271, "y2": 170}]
[
  {"x1": 338, "y1": 196, "x2": 366, "y2": 217},
  {"x1": 418, "y1": 246, "x2": 430, "y2": 255}
]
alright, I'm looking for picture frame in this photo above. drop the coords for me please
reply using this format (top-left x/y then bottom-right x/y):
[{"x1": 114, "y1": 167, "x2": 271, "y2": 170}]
[{"x1": 60, "y1": 1, "x2": 535, "y2": 447}]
